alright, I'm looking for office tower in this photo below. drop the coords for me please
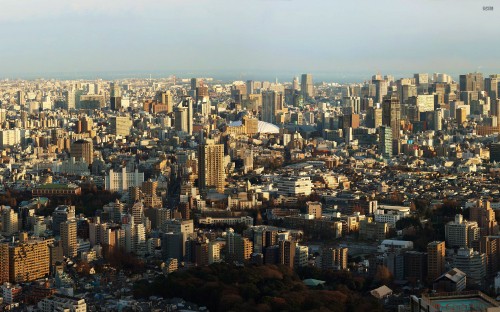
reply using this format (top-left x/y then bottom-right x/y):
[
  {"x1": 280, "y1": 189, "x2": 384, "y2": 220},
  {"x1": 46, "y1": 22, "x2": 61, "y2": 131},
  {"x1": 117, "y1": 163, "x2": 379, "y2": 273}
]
[
  {"x1": 399, "y1": 84, "x2": 417, "y2": 104},
  {"x1": 70, "y1": 139, "x2": 93, "y2": 165},
  {"x1": 6, "y1": 233, "x2": 51, "y2": 283},
  {"x1": 445, "y1": 214, "x2": 480, "y2": 248},
  {"x1": 367, "y1": 106, "x2": 383, "y2": 128},
  {"x1": 322, "y1": 247, "x2": 348, "y2": 270},
  {"x1": 198, "y1": 139, "x2": 225, "y2": 194},
  {"x1": 373, "y1": 76, "x2": 388, "y2": 103},
  {"x1": 191, "y1": 78, "x2": 200, "y2": 91},
  {"x1": 63, "y1": 89, "x2": 75, "y2": 110},
  {"x1": 52, "y1": 206, "x2": 75, "y2": 236},
  {"x1": 427, "y1": 241, "x2": 445, "y2": 282},
  {"x1": 262, "y1": 90, "x2": 283, "y2": 124},
  {"x1": 161, "y1": 232, "x2": 183, "y2": 261},
  {"x1": 226, "y1": 229, "x2": 253, "y2": 263},
  {"x1": 378, "y1": 126, "x2": 393, "y2": 159},
  {"x1": 491, "y1": 143, "x2": 500, "y2": 163},
  {"x1": 246, "y1": 80, "x2": 255, "y2": 95},
  {"x1": 110, "y1": 82, "x2": 122, "y2": 110},
  {"x1": 456, "y1": 107, "x2": 467, "y2": 125},
  {"x1": 161, "y1": 90, "x2": 174, "y2": 113},
  {"x1": 301, "y1": 74, "x2": 314, "y2": 100},
  {"x1": 60, "y1": 220, "x2": 77, "y2": 258},
  {"x1": 382, "y1": 95, "x2": 401, "y2": 138},
  {"x1": 174, "y1": 97, "x2": 193, "y2": 135},
  {"x1": 1, "y1": 207, "x2": 19, "y2": 236},
  {"x1": 459, "y1": 73, "x2": 484, "y2": 92},
  {"x1": 485, "y1": 75, "x2": 499, "y2": 100},
  {"x1": 109, "y1": 116, "x2": 132, "y2": 136},
  {"x1": 279, "y1": 240, "x2": 296, "y2": 268}
]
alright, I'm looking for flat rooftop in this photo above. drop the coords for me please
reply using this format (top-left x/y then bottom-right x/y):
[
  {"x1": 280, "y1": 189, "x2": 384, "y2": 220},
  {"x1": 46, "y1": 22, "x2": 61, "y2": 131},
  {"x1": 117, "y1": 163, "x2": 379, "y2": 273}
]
[{"x1": 423, "y1": 291, "x2": 500, "y2": 312}]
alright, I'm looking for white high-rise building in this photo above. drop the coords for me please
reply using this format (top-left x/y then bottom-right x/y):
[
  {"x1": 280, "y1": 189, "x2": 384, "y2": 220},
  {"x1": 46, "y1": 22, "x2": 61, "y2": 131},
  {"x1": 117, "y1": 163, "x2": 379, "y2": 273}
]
[
  {"x1": 105, "y1": 168, "x2": 144, "y2": 192},
  {"x1": 445, "y1": 214, "x2": 480, "y2": 249}
]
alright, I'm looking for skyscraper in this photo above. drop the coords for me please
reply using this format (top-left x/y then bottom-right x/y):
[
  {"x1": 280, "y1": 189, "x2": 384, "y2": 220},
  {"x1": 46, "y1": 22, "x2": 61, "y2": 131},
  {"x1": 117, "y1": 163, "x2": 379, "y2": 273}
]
[
  {"x1": 427, "y1": 241, "x2": 445, "y2": 282},
  {"x1": 261, "y1": 90, "x2": 279, "y2": 124},
  {"x1": 459, "y1": 73, "x2": 484, "y2": 92},
  {"x1": 161, "y1": 90, "x2": 174, "y2": 113},
  {"x1": 71, "y1": 139, "x2": 93, "y2": 165},
  {"x1": 174, "y1": 97, "x2": 193, "y2": 135},
  {"x1": 110, "y1": 82, "x2": 122, "y2": 110},
  {"x1": 300, "y1": 74, "x2": 314, "y2": 100},
  {"x1": 382, "y1": 95, "x2": 401, "y2": 139},
  {"x1": 198, "y1": 139, "x2": 225, "y2": 193}
]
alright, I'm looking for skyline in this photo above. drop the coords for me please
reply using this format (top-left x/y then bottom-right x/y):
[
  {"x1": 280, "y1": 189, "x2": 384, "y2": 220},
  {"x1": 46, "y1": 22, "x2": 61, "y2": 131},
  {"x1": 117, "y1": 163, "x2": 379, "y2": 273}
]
[{"x1": 1, "y1": 0, "x2": 499, "y2": 78}]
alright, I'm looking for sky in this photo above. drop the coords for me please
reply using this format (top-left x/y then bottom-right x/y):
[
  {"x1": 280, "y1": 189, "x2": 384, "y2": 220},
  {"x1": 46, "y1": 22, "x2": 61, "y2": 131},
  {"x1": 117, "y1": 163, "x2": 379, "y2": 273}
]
[{"x1": 0, "y1": 0, "x2": 499, "y2": 81}]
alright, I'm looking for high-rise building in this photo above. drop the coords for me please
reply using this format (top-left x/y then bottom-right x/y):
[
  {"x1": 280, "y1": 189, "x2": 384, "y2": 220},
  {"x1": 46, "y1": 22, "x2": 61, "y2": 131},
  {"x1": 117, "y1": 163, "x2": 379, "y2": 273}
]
[
  {"x1": 110, "y1": 82, "x2": 122, "y2": 110},
  {"x1": 279, "y1": 240, "x2": 296, "y2": 268},
  {"x1": 456, "y1": 107, "x2": 467, "y2": 125},
  {"x1": 161, "y1": 90, "x2": 174, "y2": 113},
  {"x1": 322, "y1": 247, "x2": 348, "y2": 270},
  {"x1": 198, "y1": 139, "x2": 225, "y2": 194},
  {"x1": 378, "y1": 126, "x2": 392, "y2": 159},
  {"x1": 427, "y1": 241, "x2": 445, "y2": 282},
  {"x1": 109, "y1": 116, "x2": 132, "y2": 136},
  {"x1": 445, "y1": 214, "x2": 480, "y2": 249},
  {"x1": 0, "y1": 243, "x2": 9, "y2": 284},
  {"x1": 300, "y1": 74, "x2": 314, "y2": 100},
  {"x1": 261, "y1": 90, "x2": 282, "y2": 124},
  {"x1": 485, "y1": 74, "x2": 499, "y2": 101},
  {"x1": 382, "y1": 95, "x2": 401, "y2": 139},
  {"x1": 174, "y1": 97, "x2": 193, "y2": 135},
  {"x1": 52, "y1": 205, "x2": 75, "y2": 236},
  {"x1": 104, "y1": 168, "x2": 145, "y2": 192},
  {"x1": 294, "y1": 245, "x2": 309, "y2": 268},
  {"x1": 5, "y1": 233, "x2": 52, "y2": 283},
  {"x1": 491, "y1": 143, "x2": 500, "y2": 163},
  {"x1": 226, "y1": 229, "x2": 252, "y2": 263},
  {"x1": 60, "y1": 220, "x2": 77, "y2": 258},
  {"x1": 71, "y1": 139, "x2": 93, "y2": 165},
  {"x1": 1, "y1": 207, "x2": 19, "y2": 236},
  {"x1": 451, "y1": 248, "x2": 486, "y2": 286},
  {"x1": 459, "y1": 73, "x2": 484, "y2": 92},
  {"x1": 246, "y1": 80, "x2": 255, "y2": 95},
  {"x1": 469, "y1": 200, "x2": 498, "y2": 236}
]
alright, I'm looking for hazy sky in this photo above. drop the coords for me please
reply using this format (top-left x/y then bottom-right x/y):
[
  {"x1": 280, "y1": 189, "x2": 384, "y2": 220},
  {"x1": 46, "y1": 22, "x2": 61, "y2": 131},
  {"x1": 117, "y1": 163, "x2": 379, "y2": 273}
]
[{"x1": 0, "y1": 0, "x2": 499, "y2": 80}]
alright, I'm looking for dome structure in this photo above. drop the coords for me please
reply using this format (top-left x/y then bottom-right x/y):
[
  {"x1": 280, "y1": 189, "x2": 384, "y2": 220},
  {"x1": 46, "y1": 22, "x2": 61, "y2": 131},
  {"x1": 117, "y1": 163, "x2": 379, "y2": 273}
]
[{"x1": 228, "y1": 120, "x2": 280, "y2": 134}]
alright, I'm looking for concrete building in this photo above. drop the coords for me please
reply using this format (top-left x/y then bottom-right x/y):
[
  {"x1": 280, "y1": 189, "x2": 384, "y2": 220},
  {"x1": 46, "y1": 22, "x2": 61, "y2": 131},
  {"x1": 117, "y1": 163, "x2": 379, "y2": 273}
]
[
  {"x1": 198, "y1": 139, "x2": 225, "y2": 194},
  {"x1": 71, "y1": 139, "x2": 93, "y2": 165},
  {"x1": 445, "y1": 214, "x2": 480, "y2": 248},
  {"x1": 104, "y1": 168, "x2": 145, "y2": 192}
]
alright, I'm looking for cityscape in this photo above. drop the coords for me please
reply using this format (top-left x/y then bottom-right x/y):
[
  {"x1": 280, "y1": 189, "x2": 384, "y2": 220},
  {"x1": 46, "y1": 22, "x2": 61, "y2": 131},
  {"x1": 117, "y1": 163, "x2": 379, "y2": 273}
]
[
  {"x1": 1, "y1": 71, "x2": 500, "y2": 312},
  {"x1": 1, "y1": 1, "x2": 500, "y2": 312}
]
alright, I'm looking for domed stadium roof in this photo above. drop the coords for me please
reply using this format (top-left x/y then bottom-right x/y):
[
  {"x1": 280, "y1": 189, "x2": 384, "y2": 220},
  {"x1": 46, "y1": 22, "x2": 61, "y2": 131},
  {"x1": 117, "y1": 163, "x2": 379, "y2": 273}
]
[{"x1": 229, "y1": 120, "x2": 280, "y2": 134}]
